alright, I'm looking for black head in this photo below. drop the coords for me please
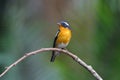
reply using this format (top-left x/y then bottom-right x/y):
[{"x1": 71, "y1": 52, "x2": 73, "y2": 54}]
[{"x1": 57, "y1": 21, "x2": 71, "y2": 29}]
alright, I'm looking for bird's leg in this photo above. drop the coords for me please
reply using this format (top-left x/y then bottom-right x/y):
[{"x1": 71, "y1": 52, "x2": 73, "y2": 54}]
[{"x1": 62, "y1": 48, "x2": 68, "y2": 51}]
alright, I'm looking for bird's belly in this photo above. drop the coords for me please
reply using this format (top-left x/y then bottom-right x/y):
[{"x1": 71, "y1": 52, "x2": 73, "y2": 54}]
[
  {"x1": 56, "y1": 28, "x2": 71, "y2": 48},
  {"x1": 57, "y1": 43, "x2": 68, "y2": 48}
]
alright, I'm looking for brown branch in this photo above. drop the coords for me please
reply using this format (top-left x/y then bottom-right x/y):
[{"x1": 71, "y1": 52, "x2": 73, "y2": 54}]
[{"x1": 0, "y1": 48, "x2": 103, "y2": 80}]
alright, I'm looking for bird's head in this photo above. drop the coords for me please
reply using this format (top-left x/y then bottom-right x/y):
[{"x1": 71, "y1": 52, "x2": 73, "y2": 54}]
[{"x1": 57, "y1": 21, "x2": 71, "y2": 29}]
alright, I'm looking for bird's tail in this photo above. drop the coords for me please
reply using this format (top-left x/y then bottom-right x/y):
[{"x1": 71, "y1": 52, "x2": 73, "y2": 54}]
[{"x1": 50, "y1": 51, "x2": 56, "y2": 62}]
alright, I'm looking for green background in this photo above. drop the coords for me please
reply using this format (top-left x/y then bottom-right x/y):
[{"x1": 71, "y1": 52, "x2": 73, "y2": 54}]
[{"x1": 0, "y1": 0, "x2": 120, "y2": 80}]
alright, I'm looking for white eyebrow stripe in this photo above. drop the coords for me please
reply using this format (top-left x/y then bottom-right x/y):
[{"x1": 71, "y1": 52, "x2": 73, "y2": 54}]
[{"x1": 64, "y1": 22, "x2": 69, "y2": 26}]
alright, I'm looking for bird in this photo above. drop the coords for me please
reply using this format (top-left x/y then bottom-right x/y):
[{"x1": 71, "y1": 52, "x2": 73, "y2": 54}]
[{"x1": 50, "y1": 21, "x2": 72, "y2": 62}]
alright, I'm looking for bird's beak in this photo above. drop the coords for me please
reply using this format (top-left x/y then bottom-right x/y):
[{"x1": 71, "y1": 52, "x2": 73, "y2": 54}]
[{"x1": 57, "y1": 23, "x2": 61, "y2": 26}]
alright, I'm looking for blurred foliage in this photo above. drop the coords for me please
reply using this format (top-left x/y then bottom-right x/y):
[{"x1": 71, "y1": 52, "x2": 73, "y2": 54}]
[
  {"x1": 95, "y1": 0, "x2": 120, "y2": 80},
  {"x1": 0, "y1": 0, "x2": 120, "y2": 80}
]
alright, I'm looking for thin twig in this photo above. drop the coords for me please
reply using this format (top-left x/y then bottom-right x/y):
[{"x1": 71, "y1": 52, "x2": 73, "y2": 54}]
[{"x1": 0, "y1": 48, "x2": 103, "y2": 80}]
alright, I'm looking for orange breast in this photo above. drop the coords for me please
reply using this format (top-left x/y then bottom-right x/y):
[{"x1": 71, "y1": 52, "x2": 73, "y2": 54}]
[{"x1": 56, "y1": 26, "x2": 72, "y2": 45}]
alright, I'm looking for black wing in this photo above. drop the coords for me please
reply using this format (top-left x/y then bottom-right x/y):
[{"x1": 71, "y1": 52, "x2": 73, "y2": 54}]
[
  {"x1": 53, "y1": 29, "x2": 60, "y2": 48},
  {"x1": 50, "y1": 29, "x2": 60, "y2": 62}
]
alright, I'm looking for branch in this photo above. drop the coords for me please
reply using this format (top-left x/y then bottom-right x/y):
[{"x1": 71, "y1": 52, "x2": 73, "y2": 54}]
[{"x1": 0, "y1": 48, "x2": 103, "y2": 80}]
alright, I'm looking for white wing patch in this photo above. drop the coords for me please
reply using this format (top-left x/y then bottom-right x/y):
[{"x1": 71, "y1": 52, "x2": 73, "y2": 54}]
[{"x1": 55, "y1": 30, "x2": 59, "y2": 37}]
